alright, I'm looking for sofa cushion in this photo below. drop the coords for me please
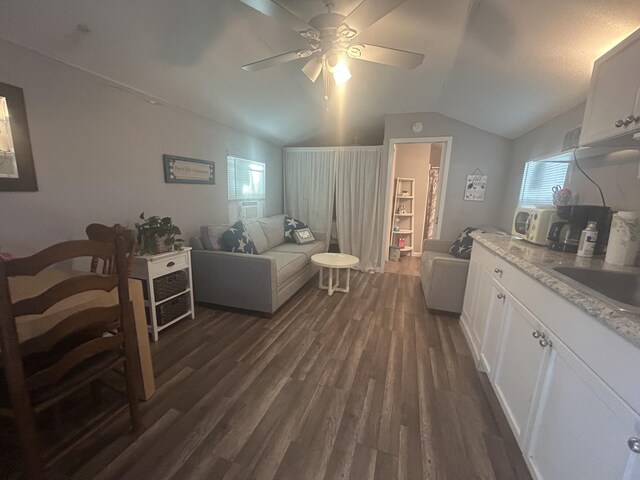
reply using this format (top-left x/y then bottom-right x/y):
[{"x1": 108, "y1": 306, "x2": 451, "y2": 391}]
[
  {"x1": 269, "y1": 240, "x2": 325, "y2": 260},
  {"x1": 201, "y1": 224, "x2": 229, "y2": 251},
  {"x1": 243, "y1": 219, "x2": 269, "y2": 254},
  {"x1": 284, "y1": 216, "x2": 308, "y2": 242},
  {"x1": 267, "y1": 251, "x2": 308, "y2": 286},
  {"x1": 190, "y1": 237, "x2": 205, "y2": 250},
  {"x1": 449, "y1": 227, "x2": 478, "y2": 259},
  {"x1": 221, "y1": 221, "x2": 258, "y2": 254},
  {"x1": 260, "y1": 215, "x2": 286, "y2": 249}
]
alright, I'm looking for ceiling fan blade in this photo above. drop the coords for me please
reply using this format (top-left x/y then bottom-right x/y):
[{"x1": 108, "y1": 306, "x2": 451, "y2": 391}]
[
  {"x1": 344, "y1": 0, "x2": 408, "y2": 37},
  {"x1": 238, "y1": 0, "x2": 318, "y2": 37},
  {"x1": 301, "y1": 57, "x2": 323, "y2": 83},
  {"x1": 349, "y1": 44, "x2": 424, "y2": 69},
  {"x1": 242, "y1": 50, "x2": 310, "y2": 72}
]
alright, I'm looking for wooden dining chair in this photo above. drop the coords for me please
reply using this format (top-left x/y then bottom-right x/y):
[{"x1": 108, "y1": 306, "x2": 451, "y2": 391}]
[
  {"x1": 86, "y1": 223, "x2": 136, "y2": 275},
  {"x1": 0, "y1": 232, "x2": 142, "y2": 479}
]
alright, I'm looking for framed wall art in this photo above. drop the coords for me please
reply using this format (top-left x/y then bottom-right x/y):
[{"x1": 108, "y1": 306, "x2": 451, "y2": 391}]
[
  {"x1": 163, "y1": 154, "x2": 215, "y2": 185},
  {"x1": 0, "y1": 81, "x2": 37, "y2": 191},
  {"x1": 464, "y1": 170, "x2": 487, "y2": 202}
]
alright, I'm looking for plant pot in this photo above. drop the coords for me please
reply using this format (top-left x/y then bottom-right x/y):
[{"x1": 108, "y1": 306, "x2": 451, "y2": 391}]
[{"x1": 154, "y1": 234, "x2": 172, "y2": 254}]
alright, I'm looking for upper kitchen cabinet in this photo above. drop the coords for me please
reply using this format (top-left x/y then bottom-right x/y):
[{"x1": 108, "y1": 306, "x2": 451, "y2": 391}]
[{"x1": 580, "y1": 28, "x2": 640, "y2": 146}]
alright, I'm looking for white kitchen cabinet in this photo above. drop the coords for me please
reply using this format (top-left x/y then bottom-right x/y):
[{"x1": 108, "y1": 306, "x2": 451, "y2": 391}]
[
  {"x1": 460, "y1": 252, "x2": 482, "y2": 352},
  {"x1": 526, "y1": 331, "x2": 640, "y2": 480},
  {"x1": 477, "y1": 273, "x2": 507, "y2": 377},
  {"x1": 580, "y1": 28, "x2": 640, "y2": 146},
  {"x1": 460, "y1": 245, "x2": 508, "y2": 365},
  {"x1": 462, "y1": 240, "x2": 640, "y2": 480},
  {"x1": 491, "y1": 294, "x2": 550, "y2": 446}
]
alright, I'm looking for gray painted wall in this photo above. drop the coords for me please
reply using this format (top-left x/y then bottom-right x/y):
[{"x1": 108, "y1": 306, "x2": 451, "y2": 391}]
[
  {"x1": 0, "y1": 39, "x2": 283, "y2": 256},
  {"x1": 384, "y1": 113, "x2": 512, "y2": 241},
  {"x1": 501, "y1": 101, "x2": 640, "y2": 231}
]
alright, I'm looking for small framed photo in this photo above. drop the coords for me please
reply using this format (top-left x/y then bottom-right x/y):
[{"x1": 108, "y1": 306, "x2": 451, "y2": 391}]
[{"x1": 293, "y1": 227, "x2": 315, "y2": 245}]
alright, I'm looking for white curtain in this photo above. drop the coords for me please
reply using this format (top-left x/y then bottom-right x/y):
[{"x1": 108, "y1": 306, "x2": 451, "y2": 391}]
[
  {"x1": 283, "y1": 148, "x2": 337, "y2": 249},
  {"x1": 283, "y1": 146, "x2": 385, "y2": 271},
  {"x1": 335, "y1": 146, "x2": 384, "y2": 272}
]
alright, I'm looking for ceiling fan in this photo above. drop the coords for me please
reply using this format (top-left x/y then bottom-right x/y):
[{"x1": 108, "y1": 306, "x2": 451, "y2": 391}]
[{"x1": 239, "y1": 0, "x2": 425, "y2": 100}]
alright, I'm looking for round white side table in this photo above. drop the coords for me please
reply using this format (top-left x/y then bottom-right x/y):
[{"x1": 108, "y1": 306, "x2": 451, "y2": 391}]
[{"x1": 310, "y1": 253, "x2": 359, "y2": 296}]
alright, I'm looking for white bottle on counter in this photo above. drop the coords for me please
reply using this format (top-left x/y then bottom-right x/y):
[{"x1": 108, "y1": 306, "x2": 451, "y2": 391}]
[{"x1": 577, "y1": 221, "x2": 598, "y2": 257}]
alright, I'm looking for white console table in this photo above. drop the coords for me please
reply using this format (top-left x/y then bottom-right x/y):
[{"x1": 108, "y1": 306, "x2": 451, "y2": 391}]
[{"x1": 131, "y1": 247, "x2": 194, "y2": 342}]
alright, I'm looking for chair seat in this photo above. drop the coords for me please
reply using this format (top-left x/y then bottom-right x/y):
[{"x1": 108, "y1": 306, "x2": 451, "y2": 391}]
[{"x1": 0, "y1": 351, "x2": 122, "y2": 408}]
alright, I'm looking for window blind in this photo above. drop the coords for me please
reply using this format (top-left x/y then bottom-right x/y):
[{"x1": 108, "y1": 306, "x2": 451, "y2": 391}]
[
  {"x1": 227, "y1": 156, "x2": 265, "y2": 200},
  {"x1": 518, "y1": 153, "x2": 571, "y2": 207}
]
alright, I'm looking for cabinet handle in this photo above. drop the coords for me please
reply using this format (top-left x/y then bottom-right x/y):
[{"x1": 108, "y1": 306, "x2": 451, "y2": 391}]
[
  {"x1": 532, "y1": 331, "x2": 545, "y2": 339},
  {"x1": 496, "y1": 293, "x2": 505, "y2": 300},
  {"x1": 539, "y1": 338, "x2": 552, "y2": 348},
  {"x1": 615, "y1": 119, "x2": 624, "y2": 128},
  {"x1": 629, "y1": 437, "x2": 640, "y2": 453},
  {"x1": 494, "y1": 268, "x2": 503, "y2": 275},
  {"x1": 167, "y1": 261, "x2": 175, "y2": 267}
]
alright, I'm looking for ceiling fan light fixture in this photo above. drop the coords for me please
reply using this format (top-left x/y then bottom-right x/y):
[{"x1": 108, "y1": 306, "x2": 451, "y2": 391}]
[
  {"x1": 302, "y1": 57, "x2": 323, "y2": 83},
  {"x1": 332, "y1": 60, "x2": 351, "y2": 85}
]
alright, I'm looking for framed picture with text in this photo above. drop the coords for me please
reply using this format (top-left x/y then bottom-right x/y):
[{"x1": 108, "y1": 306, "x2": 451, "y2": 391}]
[
  {"x1": 163, "y1": 154, "x2": 215, "y2": 185},
  {"x1": 293, "y1": 227, "x2": 315, "y2": 245}
]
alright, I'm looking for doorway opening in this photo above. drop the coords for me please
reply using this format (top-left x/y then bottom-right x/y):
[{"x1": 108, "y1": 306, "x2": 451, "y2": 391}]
[{"x1": 382, "y1": 137, "x2": 452, "y2": 274}]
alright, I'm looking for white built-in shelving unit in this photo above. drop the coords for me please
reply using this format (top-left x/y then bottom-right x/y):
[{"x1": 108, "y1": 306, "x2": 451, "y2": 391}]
[{"x1": 390, "y1": 177, "x2": 415, "y2": 256}]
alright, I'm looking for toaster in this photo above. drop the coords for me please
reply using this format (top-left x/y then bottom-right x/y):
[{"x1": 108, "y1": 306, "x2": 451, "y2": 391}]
[{"x1": 512, "y1": 207, "x2": 558, "y2": 245}]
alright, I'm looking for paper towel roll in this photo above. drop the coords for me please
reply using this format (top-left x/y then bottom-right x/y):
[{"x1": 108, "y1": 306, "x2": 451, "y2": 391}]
[{"x1": 605, "y1": 211, "x2": 640, "y2": 266}]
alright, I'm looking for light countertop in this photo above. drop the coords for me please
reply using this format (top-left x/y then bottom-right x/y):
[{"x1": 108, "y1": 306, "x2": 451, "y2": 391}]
[{"x1": 471, "y1": 232, "x2": 640, "y2": 348}]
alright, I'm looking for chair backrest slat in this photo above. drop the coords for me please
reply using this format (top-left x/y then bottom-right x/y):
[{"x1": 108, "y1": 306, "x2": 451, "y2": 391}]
[
  {"x1": 12, "y1": 274, "x2": 119, "y2": 317},
  {"x1": 86, "y1": 224, "x2": 135, "y2": 275},
  {"x1": 25, "y1": 334, "x2": 123, "y2": 391},
  {"x1": 19, "y1": 305, "x2": 122, "y2": 358},
  {"x1": 5, "y1": 240, "x2": 115, "y2": 277}
]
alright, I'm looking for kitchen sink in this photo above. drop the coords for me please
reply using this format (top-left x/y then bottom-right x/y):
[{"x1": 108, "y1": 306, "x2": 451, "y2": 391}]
[{"x1": 551, "y1": 266, "x2": 640, "y2": 314}]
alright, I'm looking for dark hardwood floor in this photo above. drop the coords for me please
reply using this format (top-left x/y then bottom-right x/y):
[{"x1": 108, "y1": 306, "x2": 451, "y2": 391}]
[{"x1": 26, "y1": 271, "x2": 530, "y2": 479}]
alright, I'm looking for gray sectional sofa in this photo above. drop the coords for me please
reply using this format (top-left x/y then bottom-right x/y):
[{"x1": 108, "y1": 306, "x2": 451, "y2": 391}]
[
  {"x1": 190, "y1": 214, "x2": 325, "y2": 314},
  {"x1": 420, "y1": 227, "x2": 506, "y2": 314},
  {"x1": 420, "y1": 239, "x2": 471, "y2": 314}
]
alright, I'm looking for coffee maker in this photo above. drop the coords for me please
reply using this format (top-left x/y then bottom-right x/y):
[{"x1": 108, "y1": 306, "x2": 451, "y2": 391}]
[{"x1": 547, "y1": 205, "x2": 612, "y2": 254}]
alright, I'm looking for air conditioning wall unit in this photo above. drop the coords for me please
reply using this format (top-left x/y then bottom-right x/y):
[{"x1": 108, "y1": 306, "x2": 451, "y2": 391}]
[{"x1": 240, "y1": 201, "x2": 264, "y2": 221}]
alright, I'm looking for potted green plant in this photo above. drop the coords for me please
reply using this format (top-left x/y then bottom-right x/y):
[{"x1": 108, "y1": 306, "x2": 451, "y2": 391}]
[{"x1": 135, "y1": 212, "x2": 184, "y2": 255}]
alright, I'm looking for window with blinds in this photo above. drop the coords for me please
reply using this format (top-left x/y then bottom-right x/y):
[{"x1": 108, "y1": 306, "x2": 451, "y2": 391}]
[
  {"x1": 518, "y1": 153, "x2": 571, "y2": 207},
  {"x1": 227, "y1": 156, "x2": 265, "y2": 200}
]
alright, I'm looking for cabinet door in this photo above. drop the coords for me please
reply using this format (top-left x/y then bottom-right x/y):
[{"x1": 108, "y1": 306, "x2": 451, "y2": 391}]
[
  {"x1": 581, "y1": 30, "x2": 640, "y2": 144},
  {"x1": 462, "y1": 254, "x2": 482, "y2": 352},
  {"x1": 491, "y1": 295, "x2": 550, "y2": 446},
  {"x1": 478, "y1": 276, "x2": 507, "y2": 377},
  {"x1": 527, "y1": 333, "x2": 640, "y2": 480}
]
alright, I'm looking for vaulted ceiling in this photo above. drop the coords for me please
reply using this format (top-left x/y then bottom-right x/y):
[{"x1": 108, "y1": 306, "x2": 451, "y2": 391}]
[{"x1": 0, "y1": 0, "x2": 638, "y2": 146}]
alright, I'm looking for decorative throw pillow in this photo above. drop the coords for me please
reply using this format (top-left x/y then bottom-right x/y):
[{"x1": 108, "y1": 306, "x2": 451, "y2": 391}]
[
  {"x1": 243, "y1": 219, "x2": 269, "y2": 254},
  {"x1": 221, "y1": 220, "x2": 258, "y2": 254},
  {"x1": 201, "y1": 224, "x2": 229, "y2": 251},
  {"x1": 284, "y1": 216, "x2": 308, "y2": 242},
  {"x1": 293, "y1": 227, "x2": 315, "y2": 245},
  {"x1": 449, "y1": 227, "x2": 478, "y2": 259}
]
